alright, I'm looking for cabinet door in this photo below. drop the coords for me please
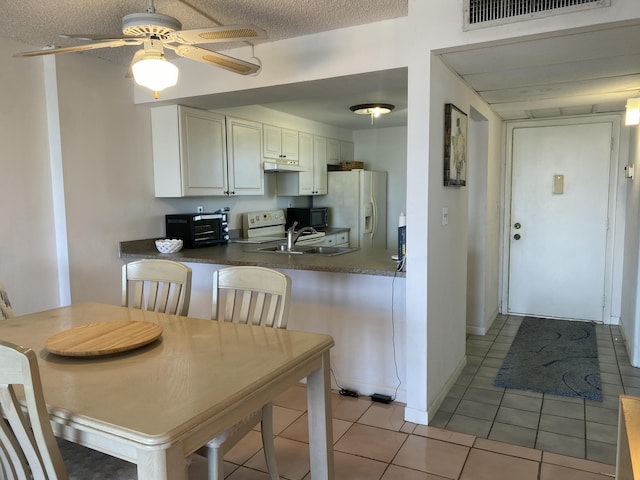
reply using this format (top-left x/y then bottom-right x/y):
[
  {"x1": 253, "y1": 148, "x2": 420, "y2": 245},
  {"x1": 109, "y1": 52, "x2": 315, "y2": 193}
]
[
  {"x1": 336, "y1": 232, "x2": 349, "y2": 246},
  {"x1": 263, "y1": 124, "x2": 282, "y2": 160},
  {"x1": 152, "y1": 105, "x2": 227, "y2": 197},
  {"x1": 226, "y1": 117, "x2": 264, "y2": 195},
  {"x1": 313, "y1": 136, "x2": 328, "y2": 195},
  {"x1": 264, "y1": 125, "x2": 299, "y2": 162},
  {"x1": 298, "y1": 132, "x2": 314, "y2": 195},
  {"x1": 281, "y1": 128, "x2": 299, "y2": 161},
  {"x1": 320, "y1": 233, "x2": 337, "y2": 246},
  {"x1": 181, "y1": 107, "x2": 227, "y2": 196},
  {"x1": 326, "y1": 138, "x2": 341, "y2": 165}
]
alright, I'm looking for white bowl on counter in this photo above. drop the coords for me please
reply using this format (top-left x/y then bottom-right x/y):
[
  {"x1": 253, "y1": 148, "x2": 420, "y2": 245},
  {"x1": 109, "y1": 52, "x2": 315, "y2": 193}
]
[{"x1": 155, "y1": 239, "x2": 183, "y2": 254}]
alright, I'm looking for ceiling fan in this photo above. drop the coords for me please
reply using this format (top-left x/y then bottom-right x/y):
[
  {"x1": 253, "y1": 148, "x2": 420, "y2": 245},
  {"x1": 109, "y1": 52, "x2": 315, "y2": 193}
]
[{"x1": 14, "y1": 0, "x2": 266, "y2": 92}]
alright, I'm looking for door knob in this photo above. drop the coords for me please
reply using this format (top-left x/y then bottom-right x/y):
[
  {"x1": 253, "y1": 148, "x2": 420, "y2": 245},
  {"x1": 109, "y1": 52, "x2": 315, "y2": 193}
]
[
  {"x1": 514, "y1": 222, "x2": 521, "y2": 229},
  {"x1": 514, "y1": 233, "x2": 521, "y2": 240}
]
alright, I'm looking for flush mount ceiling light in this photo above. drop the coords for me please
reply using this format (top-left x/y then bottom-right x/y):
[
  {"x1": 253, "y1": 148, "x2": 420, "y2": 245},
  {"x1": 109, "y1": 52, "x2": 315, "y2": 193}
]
[
  {"x1": 131, "y1": 39, "x2": 178, "y2": 97},
  {"x1": 626, "y1": 98, "x2": 640, "y2": 126},
  {"x1": 350, "y1": 103, "x2": 395, "y2": 125}
]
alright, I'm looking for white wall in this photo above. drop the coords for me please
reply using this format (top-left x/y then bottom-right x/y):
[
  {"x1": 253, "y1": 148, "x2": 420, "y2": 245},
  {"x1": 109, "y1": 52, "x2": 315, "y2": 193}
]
[
  {"x1": 353, "y1": 126, "x2": 407, "y2": 250},
  {"x1": 467, "y1": 110, "x2": 490, "y2": 334},
  {"x1": 0, "y1": 39, "x2": 59, "y2": 314},
  {"x1": 621, "y1": 127, "x2": 640, "y2": 365},
  {"x1": 423, "y1": 55, "x2": 503, "y2": 418}
]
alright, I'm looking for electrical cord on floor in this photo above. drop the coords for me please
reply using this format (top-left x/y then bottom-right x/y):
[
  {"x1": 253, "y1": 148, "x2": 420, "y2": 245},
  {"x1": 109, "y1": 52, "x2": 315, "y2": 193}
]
[{"x1": 331, "y1": 367, "x2": 359, "y2": 397}]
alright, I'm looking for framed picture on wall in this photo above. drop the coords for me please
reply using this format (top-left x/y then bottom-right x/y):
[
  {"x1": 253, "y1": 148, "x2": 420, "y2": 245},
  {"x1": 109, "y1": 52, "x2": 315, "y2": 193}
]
[{"x1": 444, "y1": 103, "x2": 468, "y2": 187}]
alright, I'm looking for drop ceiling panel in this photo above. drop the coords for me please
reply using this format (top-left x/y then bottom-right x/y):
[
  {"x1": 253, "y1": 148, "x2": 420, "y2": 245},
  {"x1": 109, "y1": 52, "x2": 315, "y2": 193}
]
[
  {"x1": 441, "y1": 23, "x2": 640, "y2": 75},
  {"x1": 481, "y1": 74, "x2": 640, "y2": 104},
  {"x1": 464, "y1": 54, "x2": 640, "y2": 92}
]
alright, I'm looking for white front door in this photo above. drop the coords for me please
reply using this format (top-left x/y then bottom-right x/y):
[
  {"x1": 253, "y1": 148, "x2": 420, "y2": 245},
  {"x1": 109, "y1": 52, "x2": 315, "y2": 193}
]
[{"x1": 507, "y1": 121, "x2": 613, "y2": 322}]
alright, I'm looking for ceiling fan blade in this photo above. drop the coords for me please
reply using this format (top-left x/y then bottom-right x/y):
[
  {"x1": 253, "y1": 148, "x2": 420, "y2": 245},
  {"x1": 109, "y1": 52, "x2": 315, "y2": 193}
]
[
  {"x1": 60, "y1": 34, "x2": 135, "y2": 41},
  {"x1": 173, "y1": 45, "x2": 261, "y2": 75},
  {"x1": 14, "y1": 39, "x2": 143, "y2": 58},
  {"x1": 168, "y1": 24, "x2": 266, "y2": 45}
]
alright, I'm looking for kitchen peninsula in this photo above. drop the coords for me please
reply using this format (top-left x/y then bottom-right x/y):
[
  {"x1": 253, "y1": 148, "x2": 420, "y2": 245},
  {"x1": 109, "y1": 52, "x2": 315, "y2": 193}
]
[
  {"x1": 119, "y1": 238, "x2": 403, "y2": 277},
  {"x1": 119, "y1": 239, "x2": 407, "y2": 402}
]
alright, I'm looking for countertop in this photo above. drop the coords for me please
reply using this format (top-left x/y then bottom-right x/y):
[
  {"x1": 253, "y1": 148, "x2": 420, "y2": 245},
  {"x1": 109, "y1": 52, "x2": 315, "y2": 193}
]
[{"x1": 119, "y1": 238, "x2": 405, "y2": 277}]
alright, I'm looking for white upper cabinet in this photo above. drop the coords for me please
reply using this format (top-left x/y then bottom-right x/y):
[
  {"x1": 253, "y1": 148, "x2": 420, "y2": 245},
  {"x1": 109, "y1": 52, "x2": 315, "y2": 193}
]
[
  {"x1": 226, "y1": 117, "x2": 264, "y2": 196},
  {"x1": 276, "y1": 132, "x2": 327, "y2": 196},
  {"x1": 152, "y1": 105, "x2": 227, "y2": 197},
  {"x1": 312, "y1": 135, "x2": 328, "y2": 195},
  {"x1": 151, "y1": 106, "x2": 264, "y2": 197},
  {"x1": 263, "y1": 124, "x2": 299, "y2": 162}
]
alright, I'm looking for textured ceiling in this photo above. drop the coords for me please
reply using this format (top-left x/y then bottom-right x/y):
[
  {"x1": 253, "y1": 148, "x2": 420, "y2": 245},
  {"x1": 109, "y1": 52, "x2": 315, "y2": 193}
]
[{"x1": 1, "y1": 0, "x2": 407, "y2": 66}]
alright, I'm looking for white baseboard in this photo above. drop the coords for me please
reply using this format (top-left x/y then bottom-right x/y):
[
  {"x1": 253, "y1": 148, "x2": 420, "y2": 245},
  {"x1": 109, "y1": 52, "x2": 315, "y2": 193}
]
[
  {"x1": 404, "y1": 406, "x2": 429, "y2": 425},
  {"x1": 427, "y1": 355, "x2": 467, "y2": 423}
]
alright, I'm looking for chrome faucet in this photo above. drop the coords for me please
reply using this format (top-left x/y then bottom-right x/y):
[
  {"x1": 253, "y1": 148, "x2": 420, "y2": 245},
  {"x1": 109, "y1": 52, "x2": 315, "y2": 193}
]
[{"x1": 286, "y1": 222, "x2": 317, "y2": 251}]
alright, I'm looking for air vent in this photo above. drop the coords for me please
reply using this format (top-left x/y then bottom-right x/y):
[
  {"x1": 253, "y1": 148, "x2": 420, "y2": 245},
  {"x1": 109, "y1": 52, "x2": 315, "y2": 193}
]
[{"x1": 464, "y1": 0, "x2": 610, "y2": 30}]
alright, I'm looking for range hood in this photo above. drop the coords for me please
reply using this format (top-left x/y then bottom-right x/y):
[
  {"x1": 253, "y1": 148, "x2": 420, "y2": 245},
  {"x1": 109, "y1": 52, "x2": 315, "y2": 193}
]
[{"x1": 263, "y1": 161, "x2": 306, "y2": 172}]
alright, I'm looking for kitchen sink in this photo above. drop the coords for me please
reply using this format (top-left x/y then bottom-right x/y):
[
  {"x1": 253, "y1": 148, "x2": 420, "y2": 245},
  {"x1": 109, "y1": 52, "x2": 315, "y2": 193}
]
[{"x1": 255, "y1": 244, "x2": 357, "y2": 256}]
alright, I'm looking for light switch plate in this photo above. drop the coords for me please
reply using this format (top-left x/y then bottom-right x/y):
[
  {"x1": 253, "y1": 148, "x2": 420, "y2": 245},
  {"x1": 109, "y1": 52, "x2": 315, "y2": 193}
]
[
  {"x1": 553, "y1": 175, "x2": 564, "y2": 194},
  {"x1": 442, "y1": 207, "x2": 449, "y2": 226}
]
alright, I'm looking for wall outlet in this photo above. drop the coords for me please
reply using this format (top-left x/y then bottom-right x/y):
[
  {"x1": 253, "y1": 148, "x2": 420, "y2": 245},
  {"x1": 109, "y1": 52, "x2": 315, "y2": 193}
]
[{"x1": 196, "y1": 206, "x2": 204, "y2": 213}]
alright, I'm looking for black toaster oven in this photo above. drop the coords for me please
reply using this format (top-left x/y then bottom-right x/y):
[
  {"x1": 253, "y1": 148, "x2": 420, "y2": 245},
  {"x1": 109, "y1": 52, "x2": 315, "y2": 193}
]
[{"x1": 165, "y1": 213, "x2": 229, "y2": 248}]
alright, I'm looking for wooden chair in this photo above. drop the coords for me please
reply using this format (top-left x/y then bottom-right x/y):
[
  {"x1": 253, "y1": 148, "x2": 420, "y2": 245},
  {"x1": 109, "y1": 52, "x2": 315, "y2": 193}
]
[
  {"x1": 0, "y1": 340, "x2": 140, "y2": 479},
  {"x1": 122, "y1": 259, "x2": 192, "y2": 316},
  {"x1": 0, "y1": 339, "x2": 209, "y2": 479},
  {"x1": 0, "y1": 281, "x2": 14, "y2": 319},
  {"x1": 205, "y1": 266, "x2": 291, "y2": 480}
]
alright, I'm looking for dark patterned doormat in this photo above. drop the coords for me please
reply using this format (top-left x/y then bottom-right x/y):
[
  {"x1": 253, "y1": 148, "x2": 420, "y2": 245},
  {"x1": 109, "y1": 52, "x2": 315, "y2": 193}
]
[{"x1": 494, "y1": 317, "x2": 601, "y2": 401}]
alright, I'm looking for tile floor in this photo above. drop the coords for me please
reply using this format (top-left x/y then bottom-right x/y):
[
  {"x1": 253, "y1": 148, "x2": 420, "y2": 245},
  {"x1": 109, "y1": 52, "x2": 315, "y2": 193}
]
[
  {"x1": 430, "y1": 314, "x2": 638, "y2": 466},
  {"x1": 219, "y1": 379, "x2": 618, "y2": 479}
]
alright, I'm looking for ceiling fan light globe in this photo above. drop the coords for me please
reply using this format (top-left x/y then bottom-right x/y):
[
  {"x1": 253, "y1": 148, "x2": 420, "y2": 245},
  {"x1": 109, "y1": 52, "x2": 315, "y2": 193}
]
[{"x1": 132, "y1": 57, "x2": 179, "y2": 92}]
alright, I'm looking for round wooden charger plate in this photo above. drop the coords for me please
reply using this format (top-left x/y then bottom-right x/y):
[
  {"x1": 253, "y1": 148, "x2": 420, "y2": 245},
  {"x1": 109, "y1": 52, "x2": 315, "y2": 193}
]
[{"x1": 45, "y1": 320, "x2": 163, "y2": 357}]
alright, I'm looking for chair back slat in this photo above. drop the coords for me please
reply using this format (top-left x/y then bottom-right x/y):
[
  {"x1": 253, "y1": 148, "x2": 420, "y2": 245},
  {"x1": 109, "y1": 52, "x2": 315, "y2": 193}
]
[
  {"x1": 251, "y1": 292, "x2": 267, "y2": 326},
  {"x1": 0, "y1": 341, "x2": 68, "y2": 479},
  {"x1": 212, "y1": 266, "x2": 291, "y2": 329},
  {"x1": 122, "y1": 260, "x2": 192, "y2": 316}
]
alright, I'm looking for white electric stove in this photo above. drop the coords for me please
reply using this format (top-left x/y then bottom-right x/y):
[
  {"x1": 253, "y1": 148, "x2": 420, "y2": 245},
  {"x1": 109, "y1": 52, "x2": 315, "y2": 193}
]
[{"x1": 235, "y1": 209, "x2": 325, "y2": 244}]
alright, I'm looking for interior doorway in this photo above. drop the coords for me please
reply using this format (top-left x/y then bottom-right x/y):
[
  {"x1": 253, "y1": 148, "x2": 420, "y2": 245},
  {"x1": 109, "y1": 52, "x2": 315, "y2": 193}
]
[{"x1": 502, "y1": 117, "x2": 619, "y2": 323}]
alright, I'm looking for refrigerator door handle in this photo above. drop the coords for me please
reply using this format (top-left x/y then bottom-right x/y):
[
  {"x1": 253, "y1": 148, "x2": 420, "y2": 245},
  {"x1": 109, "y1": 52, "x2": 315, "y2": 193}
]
[{"x1": 370, "y1": 196, "x2": 377, "y2": 244}]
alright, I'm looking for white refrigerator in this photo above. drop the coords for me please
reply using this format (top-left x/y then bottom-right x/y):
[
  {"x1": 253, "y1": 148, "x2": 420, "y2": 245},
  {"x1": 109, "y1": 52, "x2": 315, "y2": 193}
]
[{"x1": 314, "y1": 170, "x2": 387, "y2": 249}]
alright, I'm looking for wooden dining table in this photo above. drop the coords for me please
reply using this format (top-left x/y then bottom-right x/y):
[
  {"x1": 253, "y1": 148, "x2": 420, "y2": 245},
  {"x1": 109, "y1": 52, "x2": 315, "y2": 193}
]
[{"x1": 0, "y1": 302, "x2": 335, "y2": 479}]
